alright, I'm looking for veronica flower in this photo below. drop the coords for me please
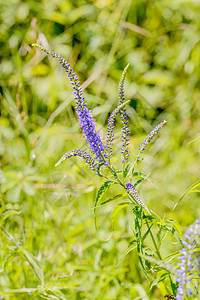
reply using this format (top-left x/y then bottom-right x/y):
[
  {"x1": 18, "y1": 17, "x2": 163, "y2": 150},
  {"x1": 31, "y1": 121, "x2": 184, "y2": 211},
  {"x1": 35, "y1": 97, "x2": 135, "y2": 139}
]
[
  {"x1": 106, "y1": 100, "x2": 130, "y2": 158},
  {"x1": 137, "y1": 120, "x2": 167, "y2": 160},
  {"x1": 55, "y1": 149, "x2": 97, "y2": 171},
  {"x1": 32, "y1": 44, "x2": 106, "y2": 164},
  {"x1": 125, "y1": 183, "x2": 150, "y2": 214},
  {"x1": 118, "y1": 64, "x2": 130, "y2": 162},
  {"x1": 175, "y1": 219, "x2": 200, "y2": 299}
]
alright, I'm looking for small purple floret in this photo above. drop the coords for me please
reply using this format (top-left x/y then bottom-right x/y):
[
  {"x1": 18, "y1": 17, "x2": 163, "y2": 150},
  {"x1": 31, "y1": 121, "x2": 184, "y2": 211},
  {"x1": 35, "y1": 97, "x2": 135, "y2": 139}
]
[
  {"x1": 56, "y1": 149, "x2": 98, "y2": 171},
  {"x1": 125, "y1": 183, "x2": 150, "y2": 214}
]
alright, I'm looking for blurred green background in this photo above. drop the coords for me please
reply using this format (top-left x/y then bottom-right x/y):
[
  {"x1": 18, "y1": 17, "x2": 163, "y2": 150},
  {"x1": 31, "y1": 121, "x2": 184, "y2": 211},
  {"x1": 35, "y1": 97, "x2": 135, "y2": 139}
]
[{"x1": 0, "y1": 0, "x2": 200, "y2": 299}]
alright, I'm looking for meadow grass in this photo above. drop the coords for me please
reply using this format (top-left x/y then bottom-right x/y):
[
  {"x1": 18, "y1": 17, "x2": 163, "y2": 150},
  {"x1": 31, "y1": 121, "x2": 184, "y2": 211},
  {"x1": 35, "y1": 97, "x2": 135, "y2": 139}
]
[{"x1": 0, "y1": 0, "x2": 200, "y2": 299}]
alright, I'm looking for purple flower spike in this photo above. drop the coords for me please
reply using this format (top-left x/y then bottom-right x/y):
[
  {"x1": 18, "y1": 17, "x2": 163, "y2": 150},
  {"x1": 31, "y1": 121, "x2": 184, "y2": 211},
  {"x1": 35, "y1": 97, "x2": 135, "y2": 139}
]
[
  {"x1": 137, "y1": 120, "x2": 167, "y2": 160},
  {"x1": 175, "y1": 218, "x2": 200, "y2": 299},
  {"x1": 125, "y1": 183, "x2": 150, "y2": 214},
  {"x1": 33, "y1": 44, "x2": 106, "y2": 164},
  {"x1": 55, "y1": 149, "x2": 98, "y2": 171},
  {"x1": 106, "y1": 100, "x2": 130, "y2": 158},
  {"x1": 118, "y1": 64, "x2": 130, "y2": 162}
]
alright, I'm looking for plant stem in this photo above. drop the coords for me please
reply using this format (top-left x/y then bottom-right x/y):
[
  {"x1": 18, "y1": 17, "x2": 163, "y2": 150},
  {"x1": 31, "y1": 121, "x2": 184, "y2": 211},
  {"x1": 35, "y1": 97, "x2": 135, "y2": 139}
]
[{"x1": 144, "y1": 217, "x2": 162, "y2": 260}]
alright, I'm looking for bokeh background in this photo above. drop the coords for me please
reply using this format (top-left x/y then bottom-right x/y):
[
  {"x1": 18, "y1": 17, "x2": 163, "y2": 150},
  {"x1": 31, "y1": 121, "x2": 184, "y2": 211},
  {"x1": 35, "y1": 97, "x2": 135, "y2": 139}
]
[{"x1": 0, "y1": 0, "x2": 200, "y2": 299}]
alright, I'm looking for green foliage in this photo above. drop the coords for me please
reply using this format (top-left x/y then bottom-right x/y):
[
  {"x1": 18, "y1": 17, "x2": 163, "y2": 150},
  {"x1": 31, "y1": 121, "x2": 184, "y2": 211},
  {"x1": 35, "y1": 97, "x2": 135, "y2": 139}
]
[{"x1": 1, "y1": 0, "x2": 200, "y2": 299}]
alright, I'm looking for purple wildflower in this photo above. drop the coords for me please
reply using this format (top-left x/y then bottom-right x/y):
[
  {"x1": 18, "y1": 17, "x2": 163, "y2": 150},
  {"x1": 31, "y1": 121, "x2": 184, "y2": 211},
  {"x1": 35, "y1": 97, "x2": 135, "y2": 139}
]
[
  {"x1": 175, "y1": 219, "x2": 200, "y2": 299},
  {"x1": 125, "y1": 183, "x2": 150, "y2": 214},
  {"x1": 106, "y1": 101, "x2": 130, "y2": 158},
  {"x1": 137, "y1": 120, "x2": 167, "y2": 160},
  {"x1": 33, "y1": 44, "x2": 106, "y2": 164},
  {"x1": 118, "y1": 64, "x2": 130, "y2": 162},
  {"x1": 55, "y1": 149, "x2": 98, "y2": 171}
]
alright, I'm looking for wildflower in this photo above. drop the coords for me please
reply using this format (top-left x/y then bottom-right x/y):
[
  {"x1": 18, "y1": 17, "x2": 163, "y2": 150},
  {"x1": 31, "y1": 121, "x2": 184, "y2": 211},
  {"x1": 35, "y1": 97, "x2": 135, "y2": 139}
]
[
  {"x1": 118, "y1": 64, "x2": 130, "y2": 162},
  {"x1": 32, "y1": 44, "x2": 106, "y2": 164},
  {"x1": 137, "y1": 120, "x2": 167, "y2": 160},
  {"x1": 55, "y1": 149, "x2": 98, "y2": 171},
  {"x1": 125, "y1": 183, "x2": 150, "y2": 214},
  {"x1": 175, "y1": 219, "x2": 200, "y2": 299},
  {"x1": 106, "y1": 100, "x2": 130, "y2": 158}
]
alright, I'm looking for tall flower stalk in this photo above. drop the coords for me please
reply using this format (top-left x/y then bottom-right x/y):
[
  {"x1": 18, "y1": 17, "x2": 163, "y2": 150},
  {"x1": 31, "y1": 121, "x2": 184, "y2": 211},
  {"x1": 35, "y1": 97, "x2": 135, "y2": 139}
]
[
  {"x1": 118, "y1": 64, "x2": 130, "y2": 163},
  {"x1": 33, "y1": 44, "x2": 166, "y2": 217},
  {"x1": 137, "y1": 120, "x2": 167, "y2": 161},
  {"x1": 32, "y1": 44, "x2": 106, "y2": 164},
  {"x1": 175, "y1": 219, "x2": 200, "y2": 299},
  {"x1": 55, "y1": 149, "x2": 98, "y2": 171},
  {"x1": 106, "y1": 100, "x2": 130, "y2": 159}
]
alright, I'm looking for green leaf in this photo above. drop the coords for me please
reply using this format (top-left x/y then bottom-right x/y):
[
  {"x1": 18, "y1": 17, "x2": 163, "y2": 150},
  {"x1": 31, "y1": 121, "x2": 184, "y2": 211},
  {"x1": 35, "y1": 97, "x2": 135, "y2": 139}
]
[
  {"x1": 1, "y1": 210, "x2": 21, "y2": 222},
  {"x1": 96, "y1": 163, "x2": 105, "y2": 177},
  {"x1": 157, "y1": 227, "x2": 168, "y2": 248},
  {"x1": 22, "y1": 249, "x2": 44, "y2": 285},
  {"x1": 134, "y1": 178, "x2": 146, "y2": 188},
  {"x1": 93, "y1": 194, "x2": 123, "y2": 208},
  {"x1": 133, "y1": 207, "x2": 149, "y2": 279},
  {"x1": 116, "y1": 240, "x2": 137, "y2": 267},
  {"x1": 94, "y1": 181, "x2": 114, "y2": 230},
  {"x1": 132, "y1": 172, "x2": 156, "y2": 188},
  {"x1": 164, "y1": 225, "x2": 183, "y2": 246},
  {"x1": 124, "y1": 162, "x2": 135, "y2": 178},
  {"x1": 109, "y1": 167, "x2": 119, "y2": 181},
  {"x1": 1, "y1": 252, "x2": 20, "y2": 270},
  {"x1": 149, "y1": 272, "x2": 169, "y2": 290},
  {"x1": 142, "y1": 223, "x2": 153, "y2": 242},
  {"x1": 174, "y1": 179, "x2": 200, "y2": 209},
  {"x1": 112, "y1": 202, "x2": 130, "y2": 229}
]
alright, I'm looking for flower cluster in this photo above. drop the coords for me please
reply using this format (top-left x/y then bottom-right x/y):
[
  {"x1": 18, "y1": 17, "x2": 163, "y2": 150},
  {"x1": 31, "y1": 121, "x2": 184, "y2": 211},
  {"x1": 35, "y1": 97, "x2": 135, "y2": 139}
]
[
  {"x1": 33, "y1": 44, "x2": 105, "y2": 164},
  {"x1": 118, "y1": 64, "x2": 130, "y2": 162},
  {"x1": 106, "y1": 100, "x2": 130, "y2": 158},
  {"x1": 33, "y1": 45, "x2": 166, "y2": 215},
  {"x1": 175, "y1": 219, "x2": 200, "y2": 300},
  {"x1": 137, "y1": 120, "x2": 167, "y2": 159},
  {"x1": 125, "y1": 183, "x2": 150, "y2": 214},
  {"x1": 55, "y1": 149, "x2": 98, "y2": 171}
]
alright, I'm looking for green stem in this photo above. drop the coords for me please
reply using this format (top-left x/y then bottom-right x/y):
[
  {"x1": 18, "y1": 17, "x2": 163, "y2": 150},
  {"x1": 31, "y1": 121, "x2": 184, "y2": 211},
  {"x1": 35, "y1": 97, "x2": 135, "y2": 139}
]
[{"x1": 144, "y1": 218, "x2": 162, "y2": 260}]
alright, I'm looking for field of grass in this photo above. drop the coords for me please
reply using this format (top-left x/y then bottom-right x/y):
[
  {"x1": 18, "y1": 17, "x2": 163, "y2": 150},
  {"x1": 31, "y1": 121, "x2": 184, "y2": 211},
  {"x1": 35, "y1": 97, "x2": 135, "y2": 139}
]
[{"x1": 0, "y1": 0, "x2": 200, "y2": 299}]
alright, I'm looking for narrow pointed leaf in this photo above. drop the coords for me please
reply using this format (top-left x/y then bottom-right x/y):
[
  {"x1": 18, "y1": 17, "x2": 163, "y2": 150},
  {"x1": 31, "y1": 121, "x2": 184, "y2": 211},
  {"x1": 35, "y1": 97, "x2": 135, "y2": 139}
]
[
  {"x1": 93, "y1": 193, "x2": 123, "y2": 209},
  {"x1": 134, "y1": 206, "x2": 149, "y2": 279},
  {"x1": 132, "y1": 172, "x2": 156, "y2": 187},
  {"x1": 94, "y1": 181, "x2": 114, "y2": 229},
  {"x1": 173, "y1": 179, "x2": 200, "y2": 209},
  {"x1": 22, "y1": 249, "x2": 44, "y2": 285},
  {"x1": 116, "y1": 240, "x2": 137, "y2": 267},
  {"x1": 112, "y1": 202, "x2": 130, "y2": 229}
]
